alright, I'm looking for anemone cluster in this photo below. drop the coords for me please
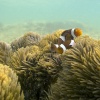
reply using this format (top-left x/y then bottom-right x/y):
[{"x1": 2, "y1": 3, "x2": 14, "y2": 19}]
[
  {"x1": 48, "y1": 36, "x2": 100, "y2": 100},
  {"x1": 0, "y1": 64, "x2": 24, "y2": 100},
  {"x1": 0, "y1": 30, "x2": 63, "y2": 100},
  {"x1": 11, "y1": 32, "x2": 41, "y2": 52},
  {"x1": 0, "y1": 30, "x2": 100, "y2": 100},
  {"x1": 0, "y1": 42, "x2": 12, "y2": 65}
]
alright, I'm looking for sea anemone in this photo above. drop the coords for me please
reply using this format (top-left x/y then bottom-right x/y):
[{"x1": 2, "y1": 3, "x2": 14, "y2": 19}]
[
  {"x1": 0, "y1": 41, "x2": 12, "y2": 65},
  {"x1": 0, "y1": 64, "x2": 24, "y2": 100},
  {"x1": 38, "y1": 29, "x2": 64, "y2": 49},
  {"x1": 11, "y1": 32, "x2": 41, "y2": 52},
  {"x1": 48, "y1": 36, "x2": 100, "y2": 100},
  {"x1": 8, "y1": 41, "x2": 62, "y2": 100}
]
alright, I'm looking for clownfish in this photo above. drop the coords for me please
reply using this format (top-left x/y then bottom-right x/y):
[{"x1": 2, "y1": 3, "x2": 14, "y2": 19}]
[{"x1": 51, "y1": 28, "x2": 82, "y2": 54}]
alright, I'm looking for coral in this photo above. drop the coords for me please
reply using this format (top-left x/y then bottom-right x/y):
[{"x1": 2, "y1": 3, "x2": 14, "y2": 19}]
[
  {"x1": 0, "y1": 41, "x2": 12, "y2": 65},
  {"x1": 48, "y1": 36, "x2": 100, "y2": 100},
  {"x1": 0, "y1": 64, "x2": 24, "y2": 100},
  {"x1": 11, "y1": 32, "x2": 41, "y2": 52}
]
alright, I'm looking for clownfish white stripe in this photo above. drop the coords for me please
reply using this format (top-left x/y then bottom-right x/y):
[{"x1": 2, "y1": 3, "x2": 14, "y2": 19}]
[
  {"x1": 60, "y1": 44, "x2": 66, "y2": 51},
  {"x1": 55, "y1": 44, "x2": 59, "y2": 48},
  {"x1": 60, "y1": 36, "x2": 65, "y2": 41},
  {"x1": 71, "y1": 28, "x2": 76, "y2": 38},
  {"x1": 69, "y1": 40, "x2": 75, "y2": 46}
]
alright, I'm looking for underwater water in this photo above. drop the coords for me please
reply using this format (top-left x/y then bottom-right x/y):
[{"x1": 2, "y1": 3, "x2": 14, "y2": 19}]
[{"x1": 0, "y1": 0, "x2": 100, "y2": 42}]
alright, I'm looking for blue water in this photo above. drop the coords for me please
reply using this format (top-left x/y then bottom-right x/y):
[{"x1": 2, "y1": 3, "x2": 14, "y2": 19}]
[{"x1": 0, "y1": 0, "x2": 100, "y2": 42}]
